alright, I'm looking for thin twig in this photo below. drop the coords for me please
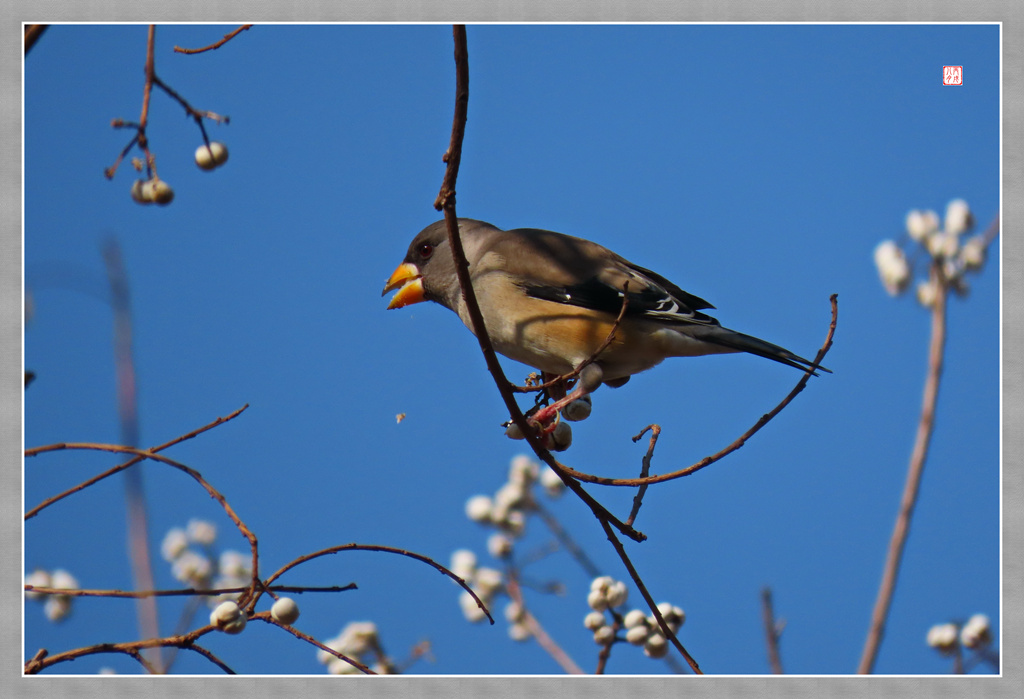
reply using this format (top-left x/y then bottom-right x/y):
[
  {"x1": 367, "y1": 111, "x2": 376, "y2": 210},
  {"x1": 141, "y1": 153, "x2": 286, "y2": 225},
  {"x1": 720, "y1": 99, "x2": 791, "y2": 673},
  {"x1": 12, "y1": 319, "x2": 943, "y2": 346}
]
[
  {"x1": 25, "y1": 442, "x2": 260, "y2": 605},
  {"x1": 761, "y1": 587, "x2": 784, "y2": 674},
  {"x1": 510, "y1": 290, "x2": 630, "y2": 394},
  {"x1": 253, "y1": 612, "x2": 374, "y2": 675},
  {"x1": 260, "y1": 543, "x2": 493, "y2": 624},
  {"x1": 25, "y1": 624, "x2": 232, "y2": 674},
  {"x1": 174, "y1": 24, "x2": 252, "y2": 54},
  {"x1": 546, "y1": 294, "x2": 838, "y2": 488},
  {"x1": 25, "y1": 404, "x2": 249, "y2": 520},
  {"x1": 25, "y1": 583, "x2": 356, "y2": 599},
  {"x1": 626, "y1": 425, "x2": 660, "y2": 526},
  {"x1": 598, "y1": 517, "x2": 700, "y2": 674},
  {"x1": 594, "y1": 618, "x2": 619, "y2": 674},
  {"x1": 431, "y1": 25, "x2": 644, "y2": 545},
  {"x1": 858, "y1": 265, "x2": 947, "y2": 673},
  {"x1": 179, "y1": 643, "x2": 236, "y2": 674}
]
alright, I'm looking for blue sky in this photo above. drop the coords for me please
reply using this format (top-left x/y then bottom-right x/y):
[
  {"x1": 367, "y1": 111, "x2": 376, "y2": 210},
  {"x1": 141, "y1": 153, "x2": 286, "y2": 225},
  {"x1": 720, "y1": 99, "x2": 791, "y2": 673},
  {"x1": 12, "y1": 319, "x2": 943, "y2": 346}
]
[{"x1": 23, "y1": 24, "x2": 999, "y2": 676}]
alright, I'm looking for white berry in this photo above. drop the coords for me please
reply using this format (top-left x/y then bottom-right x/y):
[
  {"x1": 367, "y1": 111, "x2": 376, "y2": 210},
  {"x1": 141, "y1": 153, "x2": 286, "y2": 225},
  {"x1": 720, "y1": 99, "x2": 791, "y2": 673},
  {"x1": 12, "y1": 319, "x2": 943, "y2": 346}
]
[
  {"x1": 195, "y1": 141, "x2": 229, "y2": 170},
  {"x1": 271, "y1": 597, "x2": 300, "y2": 625},
  {"x1": 562, "y1": 395, "x2": 592, "y2": 421},
  {"x1": 145, "y1": 179, "x2": 175, "y2": 205},
  {"x1": 210, "y1": 600, "x2": 246, "y2": 634},
  {"x1": 130, "y1": 179, "x2": 153, "y2": 204}
]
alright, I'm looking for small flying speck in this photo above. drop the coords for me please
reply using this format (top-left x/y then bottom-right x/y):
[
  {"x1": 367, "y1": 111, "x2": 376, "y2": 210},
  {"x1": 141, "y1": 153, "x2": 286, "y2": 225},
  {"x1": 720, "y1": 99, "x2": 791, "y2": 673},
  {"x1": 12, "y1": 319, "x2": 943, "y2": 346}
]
[{"x1": 396, "y1": 413, "x2": 406, "y2": 424}]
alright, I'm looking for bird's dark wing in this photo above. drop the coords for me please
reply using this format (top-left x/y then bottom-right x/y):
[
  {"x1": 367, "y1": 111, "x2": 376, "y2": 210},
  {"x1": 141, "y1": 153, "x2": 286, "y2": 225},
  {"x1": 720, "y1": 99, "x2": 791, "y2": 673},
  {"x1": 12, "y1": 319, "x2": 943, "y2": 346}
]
[{"x1": 520, "y1": 259, "x2": 722, "y2": 327}]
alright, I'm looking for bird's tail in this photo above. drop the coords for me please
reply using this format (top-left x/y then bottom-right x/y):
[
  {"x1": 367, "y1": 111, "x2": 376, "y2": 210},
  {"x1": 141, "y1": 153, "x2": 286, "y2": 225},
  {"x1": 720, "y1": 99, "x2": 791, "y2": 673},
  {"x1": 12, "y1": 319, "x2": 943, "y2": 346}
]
[{"x1": 690, "y1": 325, "x2": 830, "y2": 375}]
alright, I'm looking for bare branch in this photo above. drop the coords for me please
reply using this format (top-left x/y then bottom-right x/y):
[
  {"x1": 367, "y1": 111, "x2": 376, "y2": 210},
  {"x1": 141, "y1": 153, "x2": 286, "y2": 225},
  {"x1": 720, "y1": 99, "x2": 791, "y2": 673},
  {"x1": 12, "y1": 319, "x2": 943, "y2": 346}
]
[
  {"x1": 25, "y1": 583, "x2": 356, "y2": 599},
  {"x1": 174, "y1": 24, "x2": 252, "y2": 54},
  {"x1": 260, "y1": 543, "x2": 494, "y2": 624},
  {"x1": 25, "y1": 623, "x2": 232, "y2": 674},
  {"x1": 25, "y1": 442, "x2": 260, "y2": 603},
  {"x1": 26, "y1": 404, "x2": 249, "y2": 520},
  {"x1": 626, "y1": 425, "x2": 659, "y2": 526},
  {"x1": 253, "y1": 612, "x2": 374, "y2": 675},
  {"x1": 546, "y1": 294, "x2": 838, "y2": 488},
  {"x1": 598, "y1": 517, "x2": 701, "y2": 674}
]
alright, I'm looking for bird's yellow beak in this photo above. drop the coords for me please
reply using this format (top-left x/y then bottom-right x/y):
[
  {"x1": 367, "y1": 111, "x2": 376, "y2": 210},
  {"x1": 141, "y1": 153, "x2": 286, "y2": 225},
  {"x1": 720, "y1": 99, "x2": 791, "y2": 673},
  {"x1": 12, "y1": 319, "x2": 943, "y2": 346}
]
[{"x1": 382, "y1": 262, "x2": 426, "y2": 309}]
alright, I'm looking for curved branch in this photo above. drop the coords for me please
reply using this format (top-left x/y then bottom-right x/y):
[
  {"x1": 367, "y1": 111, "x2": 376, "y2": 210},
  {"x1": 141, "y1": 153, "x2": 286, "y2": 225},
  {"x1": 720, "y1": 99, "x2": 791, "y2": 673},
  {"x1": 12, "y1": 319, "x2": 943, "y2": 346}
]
[
  {"x1": 25, "y1": 404, "x2": 249, "y2": 520},
  {"x1": 260, "y1": 543, "x2": 494, "y2": 624},
  {"x1": 550, "y1": 294, "x2": 838, "y2": 488},
  {"x1": 25, "y1": 625, "x2": 229, "y2": 674},
  {"x1": 173, "y1": 24, "x2": 252, "y2": 54},
  {"x1": 24, "y1": 442, "x2": 259, "y2": 603}
]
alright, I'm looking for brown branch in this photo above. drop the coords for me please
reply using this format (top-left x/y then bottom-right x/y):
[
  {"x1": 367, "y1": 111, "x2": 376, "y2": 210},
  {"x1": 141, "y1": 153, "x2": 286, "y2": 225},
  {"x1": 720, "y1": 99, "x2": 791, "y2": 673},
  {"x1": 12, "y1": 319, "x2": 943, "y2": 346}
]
[
  {"x1": 761, "y1": 587, "x2": 784, "y2": 674},
  {"x1": 545, "y1": 294, "x2": 838, "y2": 488},
  {"x1": 25, "y1": 404, "x2": 249, "y2": 520},
  {"x1": 24, "y1": 442, "x2": 259, "y2": 604},
  {"x1": 174, "y1": 24, "x2": 252, "y2": 54},
  {"x1": 858, "y1": 266, "x2": 947, "y2": 674},
  {"x1": 252, "y1": 612, "x2": 375, "y2": 675},
  {"x1": 106, "y1": 25, "x2": 229, "y2": 180},
  {"x1": 25, "y1": 583, "x2": 355, "y2": 599},
  {"x1": 25, "y1": 623, "x2": 232, "y2": 674},
  {"x1": 594, "y1": 618, "x2": 619, "y2": 674},
  {"x1": 152, "y1": 74, "x2": 230, "y2": 125},
  {"x1": 430, "y1": 26, "x2": 644, "y2": 545},
  {"x1": 138, "y1": 25, "x2": 156, "y2": 174},
  {"x1": 433, "y1": 25, "x2": 470, "y2": 212},
  {"x1": 260, "y1": 543, "x2": 493, "y2": 624},
  {"x1": 180, "y1": 643, "x2": 236, "y2": 674},
  {"x1": 105, "y1": 26, "x2": 157, "y2": 179},
  {"x1": 598, "y1": 517, "x2": 701, "y2": 674},
  {"x1": 626, "y1": 425, "x2": 660, "y2": 526}
]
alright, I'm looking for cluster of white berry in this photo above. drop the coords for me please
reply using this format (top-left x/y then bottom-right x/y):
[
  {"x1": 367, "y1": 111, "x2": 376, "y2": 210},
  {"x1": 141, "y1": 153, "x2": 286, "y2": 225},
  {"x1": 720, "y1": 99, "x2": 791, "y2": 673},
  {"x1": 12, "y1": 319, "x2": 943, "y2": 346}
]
[
  {"x1": 454, "y1": 455, "x2": 567, "y2": 640},
  {"x1": 874, "y1": 198, "x2": 987, "y2": 305},
  {"x1": 161, "y1": 519, "x2": 251, "y2": 607},
  {"x1": 24, "y1": 568, "x2": 79, "y2": 622},
  {"x1": 128, "y1": 141, "x2": 228, "y2": 206},
  {"x1": 316, "y1": 621, "x2": 393, "y2": 674},
  {"x1": 465, "y1": 454, "x2": 565, "y2": 547},
  {"x1": 130, "y1": 177, "x2": 174, "y2": 205},
  {"x1": 208, "y1": 593, "x2": 299, "y2": 637},
  {"x1": 926, "y1": 613, "x2": 992, "y2": 654},
  {"x1": 583, "y1": 575, "x2": 685, "y2": 660}
]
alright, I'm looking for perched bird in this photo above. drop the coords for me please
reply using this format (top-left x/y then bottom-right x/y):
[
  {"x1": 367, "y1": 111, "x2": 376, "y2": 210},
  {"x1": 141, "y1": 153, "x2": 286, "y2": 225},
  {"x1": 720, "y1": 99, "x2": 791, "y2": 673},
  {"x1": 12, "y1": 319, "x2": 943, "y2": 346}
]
[{"x1": 383, "y1": 219, "x2": 827, "y2": 424}]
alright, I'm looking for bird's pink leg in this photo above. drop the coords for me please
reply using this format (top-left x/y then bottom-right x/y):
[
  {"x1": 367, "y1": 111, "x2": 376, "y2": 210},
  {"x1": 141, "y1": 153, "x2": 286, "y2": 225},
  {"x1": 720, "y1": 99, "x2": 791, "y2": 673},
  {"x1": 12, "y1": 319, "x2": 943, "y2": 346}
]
[{"x1": 529, "y1": 364, "x2": 604, "y2": 430}]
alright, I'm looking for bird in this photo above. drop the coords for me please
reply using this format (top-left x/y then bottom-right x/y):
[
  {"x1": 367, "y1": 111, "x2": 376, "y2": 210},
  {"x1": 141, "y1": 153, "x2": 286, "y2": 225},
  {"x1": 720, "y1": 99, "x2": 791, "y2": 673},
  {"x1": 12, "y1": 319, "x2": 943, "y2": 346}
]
[{"x1": 383, "y1": 218, "x2": 827, "y2": 427}]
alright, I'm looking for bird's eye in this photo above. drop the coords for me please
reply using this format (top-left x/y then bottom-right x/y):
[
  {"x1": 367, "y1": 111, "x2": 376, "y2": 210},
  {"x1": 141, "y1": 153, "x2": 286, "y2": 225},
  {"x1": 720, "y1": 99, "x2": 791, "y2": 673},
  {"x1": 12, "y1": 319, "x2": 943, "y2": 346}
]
[{"x1": 416, "y1": 243, "x2": 434, "y2": 260}]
